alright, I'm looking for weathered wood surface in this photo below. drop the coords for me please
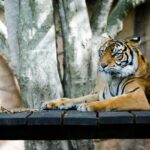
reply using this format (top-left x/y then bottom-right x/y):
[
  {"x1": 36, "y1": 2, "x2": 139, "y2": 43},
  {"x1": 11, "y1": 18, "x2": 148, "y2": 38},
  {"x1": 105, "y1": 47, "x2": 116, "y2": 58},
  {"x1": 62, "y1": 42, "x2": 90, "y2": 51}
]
[{"x1": 0, "y1": 110, "x2": 150, "y2": 139}]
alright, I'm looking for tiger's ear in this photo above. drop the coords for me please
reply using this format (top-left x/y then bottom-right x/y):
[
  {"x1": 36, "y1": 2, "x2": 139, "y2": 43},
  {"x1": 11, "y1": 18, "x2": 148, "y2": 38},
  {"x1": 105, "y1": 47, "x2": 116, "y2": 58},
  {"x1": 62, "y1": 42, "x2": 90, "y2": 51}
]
[
  {"x1": 96, "y1": 33, "x2": 114, "y2": 50},
  {"x1": 102, "y1": 33, "x2": 113, "y2": 40},
  {"x1": 127, "y1": 37, "x2": 141, "y2": 47}
]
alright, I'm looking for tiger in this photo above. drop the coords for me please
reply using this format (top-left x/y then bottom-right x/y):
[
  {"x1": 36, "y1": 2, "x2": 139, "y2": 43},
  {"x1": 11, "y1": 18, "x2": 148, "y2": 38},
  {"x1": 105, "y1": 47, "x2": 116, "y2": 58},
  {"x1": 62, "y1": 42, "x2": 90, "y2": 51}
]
[{"x1": 41, "y1": 36, "x2": 150, "y2": 111}]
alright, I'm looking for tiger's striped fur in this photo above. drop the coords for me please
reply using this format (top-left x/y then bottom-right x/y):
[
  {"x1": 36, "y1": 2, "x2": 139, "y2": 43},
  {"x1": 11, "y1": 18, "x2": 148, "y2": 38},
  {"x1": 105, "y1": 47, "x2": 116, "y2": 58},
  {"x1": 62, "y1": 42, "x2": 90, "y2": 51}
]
[{"x1": 42, "y1": 37, "x2": 150, "y2": 111}]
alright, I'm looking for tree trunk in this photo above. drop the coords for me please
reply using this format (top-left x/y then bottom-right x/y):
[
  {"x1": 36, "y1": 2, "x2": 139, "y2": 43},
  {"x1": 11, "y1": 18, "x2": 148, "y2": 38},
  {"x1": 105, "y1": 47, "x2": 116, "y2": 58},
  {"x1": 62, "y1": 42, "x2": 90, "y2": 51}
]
[
  {"x1": 90, "y1": 0, "x2": 113, "y2": 36},
  {"x1": 18, "y1": 0, "x2": 63, "y2": 108},
  {"x1": 59, "y1": 0, "x2": 94, "y2": 149},
  {"x1": 5, "y1": 0, "x2": 66, "y2": 150},
  {"x1": 59, "y1": 0, "x2": 93, "y2": 98},
  {"x1": 18, "y1": 0, "x2": 65, "y2": 149}
]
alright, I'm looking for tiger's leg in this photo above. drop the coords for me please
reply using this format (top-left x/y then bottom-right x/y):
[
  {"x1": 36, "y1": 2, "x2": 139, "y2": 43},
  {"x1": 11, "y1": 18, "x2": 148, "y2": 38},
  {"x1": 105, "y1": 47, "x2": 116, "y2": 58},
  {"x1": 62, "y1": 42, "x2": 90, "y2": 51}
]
[
  {"x1": 77, "y1": 89, "x2": 150, "y2": 111},
  {"x1": 41, "y1": 94, "x2": 98, "y2": 110}
]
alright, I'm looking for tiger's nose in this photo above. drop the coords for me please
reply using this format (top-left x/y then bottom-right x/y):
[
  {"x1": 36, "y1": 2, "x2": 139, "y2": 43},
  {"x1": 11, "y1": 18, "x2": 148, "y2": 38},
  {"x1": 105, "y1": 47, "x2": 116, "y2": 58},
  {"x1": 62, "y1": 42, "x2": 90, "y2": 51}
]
[{"x1": 101, "y1": 63, "x2": 108, "y2": 68}]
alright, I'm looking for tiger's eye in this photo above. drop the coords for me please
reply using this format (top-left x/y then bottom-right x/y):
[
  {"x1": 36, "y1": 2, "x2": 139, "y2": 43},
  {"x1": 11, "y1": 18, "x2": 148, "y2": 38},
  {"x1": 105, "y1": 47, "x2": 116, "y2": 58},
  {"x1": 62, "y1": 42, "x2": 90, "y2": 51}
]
[
  {"x1": 99, "y1": 48, "x2": 105, "y2": 56},
  {"x1": 115, "y1": 54, "x2": 123, "y2": 60}
]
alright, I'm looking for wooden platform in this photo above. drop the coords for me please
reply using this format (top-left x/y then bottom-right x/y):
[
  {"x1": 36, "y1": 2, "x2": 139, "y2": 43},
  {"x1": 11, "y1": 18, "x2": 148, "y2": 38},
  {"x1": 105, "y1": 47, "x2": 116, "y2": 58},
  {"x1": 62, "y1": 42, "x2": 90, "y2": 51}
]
[{"x1": 0, "y1": 110, "x2": 150, "y2": 140}]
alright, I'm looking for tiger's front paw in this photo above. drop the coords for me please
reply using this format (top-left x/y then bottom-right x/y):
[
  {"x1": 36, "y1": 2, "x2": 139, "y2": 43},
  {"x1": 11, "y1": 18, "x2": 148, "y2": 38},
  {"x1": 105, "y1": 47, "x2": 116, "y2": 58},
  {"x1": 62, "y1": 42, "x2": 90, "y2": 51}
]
[
  {"x1": 76, "y1": 103, "x2": 93, "y2": 112},
  {"x1": 77, "y1": 101, "x2": 109, "y2": 112},
  {"x1": 41, "y1": 98, "x2": 74, "y2": 110}
]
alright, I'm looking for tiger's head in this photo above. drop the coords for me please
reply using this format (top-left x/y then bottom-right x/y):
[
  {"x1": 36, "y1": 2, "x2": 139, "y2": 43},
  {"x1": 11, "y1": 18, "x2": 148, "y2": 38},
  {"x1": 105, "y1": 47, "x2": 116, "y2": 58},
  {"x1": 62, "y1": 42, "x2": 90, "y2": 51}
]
[{"x1": 98, "y1": 37, "x2": 142, "y2": 77}]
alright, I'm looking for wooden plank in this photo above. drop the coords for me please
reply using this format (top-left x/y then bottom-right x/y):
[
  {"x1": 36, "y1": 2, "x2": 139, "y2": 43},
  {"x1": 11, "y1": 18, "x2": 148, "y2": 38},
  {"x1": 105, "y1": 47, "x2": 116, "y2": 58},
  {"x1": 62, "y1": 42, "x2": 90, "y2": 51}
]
[
  {"x1": 131, "y1": 111, "x2": 150, "y2": 138},
  {"x1": 0, "y1": 110, "x2": 150, "y2": 139},
  {"x1": 0, "y1": 112, "x2": 32, "y2": 126},
  {"x1": 95, "y1": 111, "x2": 135, "y2": 138},
  {"x1": 63, "y1": 110, "x2": 97, "y2": 126},
  {"x1": 62, "y1": 111, "x2": 98, "y2": 139},
  {"x1": 131, "y1": 111, "x2": 150, "y2": 124},
  {"x1": 27, "y1": 110, "x2": 63, "y2": 125},
  {"x1": 98, "y1": 111, "x2": 134, "y2": 124}
]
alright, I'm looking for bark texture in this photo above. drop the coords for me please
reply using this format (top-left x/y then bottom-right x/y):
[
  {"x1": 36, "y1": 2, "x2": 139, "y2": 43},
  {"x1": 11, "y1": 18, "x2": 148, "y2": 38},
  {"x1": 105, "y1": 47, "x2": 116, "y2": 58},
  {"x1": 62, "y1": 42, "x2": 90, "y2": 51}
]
[
  {"x1": 18, "y1": 0, "x2": 63, "y2": 108},
  {"x1": 5, "y1": 0, "x2": 65, "y2": 150},
  {"x1": 59, "y1": 0, "x2": 93, "y2": 98},
  {"x1": 18, "y1": 0, "x2": 65, "y2": 149},
  {"x1": 59, "y1": 0, "x2": 94, "y2": 149},
  {"x1": 90, "y1": 0, "x2": 113, "y2": 36}
]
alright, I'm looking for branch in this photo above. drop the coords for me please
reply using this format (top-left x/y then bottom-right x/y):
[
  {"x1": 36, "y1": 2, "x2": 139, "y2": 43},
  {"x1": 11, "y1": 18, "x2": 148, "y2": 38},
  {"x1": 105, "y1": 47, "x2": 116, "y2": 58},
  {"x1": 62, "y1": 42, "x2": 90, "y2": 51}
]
[
  {"x1": 59, "y1": 0, "x2": 92, "y2": 97},
  {"x1": 106, "y1": 0, "x2": 145, "y2": 37},
  {"x1": 90, "y1": 0, "x2": 113, "y2": 36},
  {"x1": 18, "y1": 0, "x2": 63, "y2": 108}
]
